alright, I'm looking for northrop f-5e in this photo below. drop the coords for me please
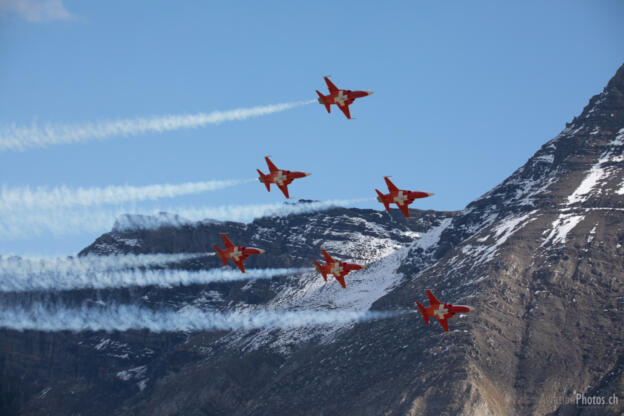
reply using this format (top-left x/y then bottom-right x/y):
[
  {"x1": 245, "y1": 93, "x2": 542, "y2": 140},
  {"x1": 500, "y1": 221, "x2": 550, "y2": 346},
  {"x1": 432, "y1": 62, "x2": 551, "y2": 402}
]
[
  {"x1": 316, "y1": 76, "x2": 373, "y2": 119},
  {"x1": 416, "y1": 290, "x2": 470, "y2": 332},
  {"x1": 313, "y1": 249, "x2": 366, "y2": 289},
  {"x1": 376, "y1": 176, "x2": 434, "y2": 218},
  {"x1": 257, "y1": 156, "x2": 311, "y2": 199},
  {"x1": 214, "y1": 233, "x2": 265, "y2": 273}
]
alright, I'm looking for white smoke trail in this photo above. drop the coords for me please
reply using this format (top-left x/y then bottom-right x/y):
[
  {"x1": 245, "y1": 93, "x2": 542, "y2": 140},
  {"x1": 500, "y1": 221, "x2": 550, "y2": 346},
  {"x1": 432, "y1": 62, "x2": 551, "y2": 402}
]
[
  {"x1": 113, "y1": 198, "x2": 373, "y2": 230},
  {"x1": 0, "y1": 198, "x2": 372, "y2": 239},
  {"x1": 0, "y1": 253, "x2": 211, "y2": 281},
  {"x1": 0, "y1": 100, "x2": 316, "y2": 151},
  {"x1": 0, "y1": 303, "x2": 407, "y2": 332},
  {"x1": 0, "y1": 179, "x2": 255, "y2": 212},
  {"x1": 0, "y1": 267, "x2": 306, "y2": 292}
]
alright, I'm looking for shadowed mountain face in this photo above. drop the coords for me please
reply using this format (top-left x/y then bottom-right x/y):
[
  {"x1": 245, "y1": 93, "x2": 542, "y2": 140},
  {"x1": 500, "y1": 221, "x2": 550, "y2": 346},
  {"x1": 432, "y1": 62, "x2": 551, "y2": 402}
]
[{"x1": 1, "y1": 64, "x2": 623, "y2": 416}]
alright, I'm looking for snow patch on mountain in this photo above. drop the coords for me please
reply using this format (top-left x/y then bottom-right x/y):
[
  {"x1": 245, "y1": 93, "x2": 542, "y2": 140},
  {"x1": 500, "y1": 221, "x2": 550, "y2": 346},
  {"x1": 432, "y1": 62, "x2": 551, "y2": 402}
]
[
  {"x1": 116, "y1": 238, "x2": 141, "y2": 247},
  {"x1": 585, "y1": 91, "x2": 608, "y2": 117},
  {"x1": 542, "y1": 213, "x2": 585, "y2": 247},
  {"x1": 534, "y1": 154, "x2": 555, "y2": 164},
  {"x1": 587, "y1": 224, "x2": 598, "y2": 244},
  {"x1": 475, "y1": 149, "x2": 560, "y2": 210},
  {"x1": 410, "y1": 217, "x2": 452, "y2": 252},
  {"x1": 460, "y1": 212, "x2": 537, "y2": 265},
  {"x1": 568, "y1": 129, "x2": 624, "y2": 204},
  {"x1": 117, "y1": 365, "x2": 149, "y2": 391},
  {"x1": 116, "y1": 365, "x2": 147, "y2": 381}
]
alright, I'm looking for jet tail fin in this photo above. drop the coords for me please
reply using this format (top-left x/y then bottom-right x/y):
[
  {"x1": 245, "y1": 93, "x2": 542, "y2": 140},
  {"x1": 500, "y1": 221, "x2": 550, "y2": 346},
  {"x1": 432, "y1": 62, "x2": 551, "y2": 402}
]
[
  {"x1": 257, "y1": 169, "x2": 271, "y2": 192},
  {"x1": 214, "y1": 245, "x2": 228, "y2": 266},
  {"x1": 316, "y1": 90, "x2": 331, "y2": 113},
  {"x1": 416, "y1": 302, "x2": 429, "y2": 325},
  {"x1": 376, "y1": 189, "x2": 390, "y2": 211},
  {"x1": 314, "y1": 260, "x2": 327, "y2": 281}
]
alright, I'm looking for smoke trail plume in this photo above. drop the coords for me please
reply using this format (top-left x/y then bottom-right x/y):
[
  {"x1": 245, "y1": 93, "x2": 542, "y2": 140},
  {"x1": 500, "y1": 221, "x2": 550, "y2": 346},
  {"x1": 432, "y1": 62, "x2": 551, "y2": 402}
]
[
  {"x1": 113, "y1": 198, "x2": 373, "y2": 230},
  {"x1": 0, "y1": 198, "x2": 372, "y2": 239},
  {"x1": 0, "y1": 179, "x2": 254, "y2": 212},
  {"x1": 0, "y1": 267, "x2": 306, "y2": 292},
  {"x1": 0, "y1": 100, "x2": 315, "y2": 151},
  {"x1": 0, "y1": 253, "x2": 211, "y2": 282},
  {"x1": 0, "y1": 303, "x2": 407, "y2": 332}
]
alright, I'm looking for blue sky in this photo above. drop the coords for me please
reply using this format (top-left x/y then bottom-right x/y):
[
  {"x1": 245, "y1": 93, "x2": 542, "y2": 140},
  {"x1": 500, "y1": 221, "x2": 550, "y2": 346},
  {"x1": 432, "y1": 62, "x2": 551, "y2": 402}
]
[{"x1": 0, "y1": 0, "x2": 623, "y2": 255}]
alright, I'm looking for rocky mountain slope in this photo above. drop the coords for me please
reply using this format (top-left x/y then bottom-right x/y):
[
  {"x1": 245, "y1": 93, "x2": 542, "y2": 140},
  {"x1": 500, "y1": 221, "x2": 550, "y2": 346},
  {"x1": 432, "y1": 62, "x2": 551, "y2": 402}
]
[{"x1": 1, "y1": 63, "x2": 623, "y2": 416}]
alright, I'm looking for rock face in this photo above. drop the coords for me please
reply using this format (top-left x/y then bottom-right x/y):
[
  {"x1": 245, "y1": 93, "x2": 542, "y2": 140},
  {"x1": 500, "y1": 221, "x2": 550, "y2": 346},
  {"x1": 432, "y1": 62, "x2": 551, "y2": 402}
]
[{"x1": 1, "y1": 64, "x2": 623, "y2": 416}]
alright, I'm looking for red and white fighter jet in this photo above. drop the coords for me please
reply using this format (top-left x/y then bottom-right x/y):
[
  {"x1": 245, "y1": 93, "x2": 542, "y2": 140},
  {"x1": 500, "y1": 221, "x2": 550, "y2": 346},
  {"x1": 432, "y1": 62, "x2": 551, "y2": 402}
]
[
  {"x1": 375, "y1": 176, "x2": 434, "y2": 218},
  {"x1": 313, "y1": 249, "x2": 366, "y2": 289},
  {"x1": 257, "y1": 156, "x2": 311, "y2": 199},
  {"x1": 416, "y1": 290, "x2": 470, "y2": 332},
  {"x1": 316, "y1": 76, "x2": 373, "y2": 119},
  {"x1": 213, "y1": 233, "x2": 265, "y2": 273}
]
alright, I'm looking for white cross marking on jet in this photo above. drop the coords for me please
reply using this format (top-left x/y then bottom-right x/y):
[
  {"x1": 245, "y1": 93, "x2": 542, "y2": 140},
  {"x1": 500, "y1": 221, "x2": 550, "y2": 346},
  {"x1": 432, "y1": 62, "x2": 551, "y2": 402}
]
[
  {"x1": 330, "y1": 263, "x2": 343, "y2": 276},
  {"x1": 230, "y1": 247, "x2": 242, "y2": 262},
  {"x1": 274, "y1": 171, "x2": 287, "y2": 186},
  {"x1": 334, "y1": 90, "x2": 347, "y2": 106},
  {"x1": 433, "y1": 304, "x2": 448, "y2": 319},
  {"x1": 394, "y1": 191, "x2": 408, "y2": 206}
]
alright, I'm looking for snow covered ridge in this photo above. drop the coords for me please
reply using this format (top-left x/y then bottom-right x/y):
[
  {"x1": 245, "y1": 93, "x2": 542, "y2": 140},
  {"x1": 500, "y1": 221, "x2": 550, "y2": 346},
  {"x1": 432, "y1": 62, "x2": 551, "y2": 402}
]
[
  {"x1": 468, "y1": 131, "x2": 566, "y2": 214},
  {"x1": 583, "y1": 90, "x2": 609, "y2": 120},
  {"x1": 567, "y1": 128, "x2": 624, "y2": 205}
]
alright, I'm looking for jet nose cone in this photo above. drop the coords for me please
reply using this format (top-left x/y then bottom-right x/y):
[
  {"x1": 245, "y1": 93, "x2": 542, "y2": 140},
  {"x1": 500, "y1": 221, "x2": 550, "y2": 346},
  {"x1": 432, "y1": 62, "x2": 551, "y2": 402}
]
[
  {"x1": 427, "y1": 192, "x2": 435, "y2": 197},
  {"x1": 258, "y1": 249, "x2": 266, "y2": 254},
  {"x1": 367, "y1": 91, "x2": 374, "y2": 95},
  {"x1": 360, "y1": 265, "x2": 367, "y2": 269},
  {"x1": 304, "y1": 172, "x2": 312, "y2": 177}
]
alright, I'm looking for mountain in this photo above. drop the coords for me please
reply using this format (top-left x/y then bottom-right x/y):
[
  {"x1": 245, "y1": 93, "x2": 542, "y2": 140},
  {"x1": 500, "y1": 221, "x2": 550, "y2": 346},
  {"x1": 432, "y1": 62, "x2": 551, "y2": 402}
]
[{"x1": 1, "y1": 63, "x2": 623, "y2": 416}]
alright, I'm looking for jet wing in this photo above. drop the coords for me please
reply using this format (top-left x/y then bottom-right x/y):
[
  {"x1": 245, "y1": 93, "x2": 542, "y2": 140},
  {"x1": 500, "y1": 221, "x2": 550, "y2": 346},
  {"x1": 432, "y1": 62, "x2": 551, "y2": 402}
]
[
  {"x1": 384, "y1": 177, "x2": 399, "y2": 192},
  {"x1": 397, "y1": 203, "x2": 411, "y2": 218},
  {"x1": 426, "y1": 290, "x2": 440, "y2": 306},
  {"x1": 338, "y1": 103, "x2": 351, "y2": 119},
  {"x1": 265, "y1": 156, "x2": 279, "y2": 173},
  {"x1": 233, "y1": 258, "x2": 246, "y2": 273},
  {"x1": 334, "y1": 274, "x2": 347, "y2": 289},
  {"x1": 436, "y1": 317, "x2": 449, "y2": 332},
  {"x1": 324, "y1": 76, "x2": 338, "y2": 94},
  {"x1": 277, "y1": 183, "x2": 290, "y2": 199},
  {"x1": 321, "y1": 249, "x2": 334, "y2": 264},
  {"x1": 221, "y1": 233, "x2": 235, "y2": 248}
]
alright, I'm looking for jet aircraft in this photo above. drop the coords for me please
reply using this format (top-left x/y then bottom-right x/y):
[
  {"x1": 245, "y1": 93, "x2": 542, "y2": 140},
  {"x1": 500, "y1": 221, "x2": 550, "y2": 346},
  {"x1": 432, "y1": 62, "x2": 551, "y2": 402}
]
[
  {"x1": 214, "y1": 233, "x2": 265, "y2": 273},
  {"x1": 257, "y1": 156, "x2": 311, "y2": 199},
  {"x1": 375, "y1": 176, "x2": 434, "y2": 218},
  {"x1": 416, "y1": 290, "x2": 470, "y2": 332},
  {"x1": 316, "y1": 76, "x2": 373, "y2": 119},
  {"x1": 313, "y1": 249, "x2": 366, "y2": 289}
]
